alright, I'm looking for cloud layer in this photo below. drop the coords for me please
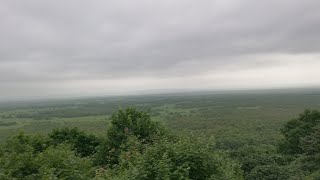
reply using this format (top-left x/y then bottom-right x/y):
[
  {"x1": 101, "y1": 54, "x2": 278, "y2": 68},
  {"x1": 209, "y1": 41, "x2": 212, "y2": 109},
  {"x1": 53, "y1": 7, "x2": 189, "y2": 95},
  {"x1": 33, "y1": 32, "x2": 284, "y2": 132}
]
[{"x1": 1, "y1": 0, "x2": 320, "y2": 99}]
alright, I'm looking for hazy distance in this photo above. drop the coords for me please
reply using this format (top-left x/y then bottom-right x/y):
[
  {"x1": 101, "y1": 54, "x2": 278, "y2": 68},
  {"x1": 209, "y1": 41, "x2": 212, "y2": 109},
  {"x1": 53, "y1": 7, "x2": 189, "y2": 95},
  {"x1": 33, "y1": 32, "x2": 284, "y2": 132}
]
[{"x1": 1, "y1": 0, "x2": 320, "y2": 100}]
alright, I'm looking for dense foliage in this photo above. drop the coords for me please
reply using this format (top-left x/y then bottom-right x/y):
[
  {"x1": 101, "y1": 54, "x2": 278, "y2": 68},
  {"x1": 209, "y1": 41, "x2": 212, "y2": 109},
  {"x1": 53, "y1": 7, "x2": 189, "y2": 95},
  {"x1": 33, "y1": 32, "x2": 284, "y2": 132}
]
[
  {"x1": 95, "y1": 108, "x2": 165, "y2": 166},
  {"x1": 278, "y1": 110, "x2": 320, "y2": 178},
  {"x1": 0, "y1": 108, "x2": 244, "y2": 179},
  {"x1": 279, "y1": 110, "x2": 320, "y2": 155},
  {"x1": 0, "y1": 133, "x2": 93, "y2": 179},
  {"x1": 49, "y1": 127, "x2": 101, "y2": 157},
  {"x1": 1, "y1": 107, "x2": 320, "y2": 179}
]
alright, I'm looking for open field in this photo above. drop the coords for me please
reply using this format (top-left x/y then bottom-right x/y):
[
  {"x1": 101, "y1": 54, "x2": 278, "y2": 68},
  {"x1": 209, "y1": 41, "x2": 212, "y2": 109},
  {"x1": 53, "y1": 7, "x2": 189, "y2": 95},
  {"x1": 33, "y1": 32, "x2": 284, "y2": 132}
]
[{"x1": 1, "y1": 88, "x2": 320, "y2": 150}]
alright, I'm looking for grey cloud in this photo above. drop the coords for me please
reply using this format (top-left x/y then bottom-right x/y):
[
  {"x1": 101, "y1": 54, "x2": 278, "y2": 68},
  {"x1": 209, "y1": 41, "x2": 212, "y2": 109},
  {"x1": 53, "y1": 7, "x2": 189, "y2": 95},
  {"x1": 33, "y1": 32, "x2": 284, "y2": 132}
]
[{"x1": 0, "y1": 0, "x2": 320, "y2": 98}]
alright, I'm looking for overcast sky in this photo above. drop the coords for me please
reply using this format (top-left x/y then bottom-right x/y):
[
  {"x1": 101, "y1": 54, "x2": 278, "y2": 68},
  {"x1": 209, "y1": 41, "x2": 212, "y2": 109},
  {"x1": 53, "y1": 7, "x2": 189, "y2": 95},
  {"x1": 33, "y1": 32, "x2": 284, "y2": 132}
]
[{"x1": 1, "y1": 0, "x2": 320, "y2": 100}]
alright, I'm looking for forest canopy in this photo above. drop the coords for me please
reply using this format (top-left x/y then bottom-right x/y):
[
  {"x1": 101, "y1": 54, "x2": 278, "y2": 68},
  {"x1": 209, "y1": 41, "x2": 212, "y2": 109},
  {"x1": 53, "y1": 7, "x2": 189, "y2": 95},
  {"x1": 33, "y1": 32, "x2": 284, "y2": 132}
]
[{"x1": 0, "y1": 108, "x2": 320, "y2": 179}]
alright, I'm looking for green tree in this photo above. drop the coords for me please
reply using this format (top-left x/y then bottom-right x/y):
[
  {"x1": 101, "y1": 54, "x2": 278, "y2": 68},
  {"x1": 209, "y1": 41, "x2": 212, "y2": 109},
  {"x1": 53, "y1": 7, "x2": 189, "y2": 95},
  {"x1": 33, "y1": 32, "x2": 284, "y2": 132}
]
[
  {"x1": 0, "y1": 133, "x2": 94, "y2": 179},
  {"x1": 279, "y1": 110, "x2": 320, "y2": 155},
  {"x1": 299, "y1": 124, "x2": 320, "y2": 172},
  {"x1": 49, "y1": 127, "x2": 101, "y2": 157},
  {"x1": 35, "y1": 145, "x2": 94, "y2": 179},
  {"x1": 278, "y1": 109, "x2": 320, "y2": 178},
  {"x1": 100, "y1": 135, "x2": 244, "y2": 180},
  {"x1": 95, "y1": 108, "x2": 165, "y2": 166},
  {"x1": 0, "y1": 133, "x2": 43, "y2": 179},
  {"x1": 246, "y1": 165, "x2": 290, "y2": 180}
]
